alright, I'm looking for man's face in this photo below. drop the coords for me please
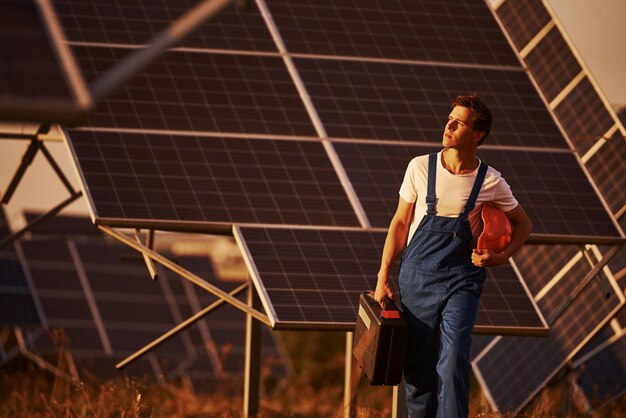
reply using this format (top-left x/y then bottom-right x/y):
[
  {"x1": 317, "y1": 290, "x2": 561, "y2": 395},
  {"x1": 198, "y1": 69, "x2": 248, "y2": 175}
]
[{"x1": 442, "y1": 106, "x2": 484, "y2": 149}]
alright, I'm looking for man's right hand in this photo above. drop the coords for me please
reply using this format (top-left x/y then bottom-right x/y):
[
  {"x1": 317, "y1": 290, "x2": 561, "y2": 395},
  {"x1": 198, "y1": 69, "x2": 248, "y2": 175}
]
[{"x1": 374, "y1": 272, "x2": 394, "y2": 305}]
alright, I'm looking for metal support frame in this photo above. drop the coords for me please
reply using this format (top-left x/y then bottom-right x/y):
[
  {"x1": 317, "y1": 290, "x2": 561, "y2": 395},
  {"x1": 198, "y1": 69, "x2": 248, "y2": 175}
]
[
  {"x1": 546, "y1": 244, "x2": 623, "y2": 325},
  {"x1": 343, "y1": 331, "x2": 354, "y2": 418},
  {"x1": 1, "y1": 140, "x2": 41, "y2": 204},
  {"x1": 1, "y1": 124, "x2": 50, "y2": 204},
  {"x1": 580, "y1": 246, "x2": 613, "y2": 297},
  {"x1": 134, "y1": 229, "x2": 158, "y2": 280},
  {"x1": 243, "y1": 281, "x2": 262, "y2": 418},
  {"x1": 1, "y1": 133, "x2": 83, "y2": 249},
  {"x1": 99, "y1": 225, "x2": 272, "y2": 416},
  {"x1": 98, "y1": 225, "x2": 270, "y2": 326},
  {"x1": 116, "y1": 282, "x2": 248, "y2": 369}
]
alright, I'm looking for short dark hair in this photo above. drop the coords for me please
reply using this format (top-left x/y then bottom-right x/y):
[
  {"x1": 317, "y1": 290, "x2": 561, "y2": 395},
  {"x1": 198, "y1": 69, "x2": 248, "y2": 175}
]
[{"x1": 451, "y1": 95, "x2": 492, "y2": 145}]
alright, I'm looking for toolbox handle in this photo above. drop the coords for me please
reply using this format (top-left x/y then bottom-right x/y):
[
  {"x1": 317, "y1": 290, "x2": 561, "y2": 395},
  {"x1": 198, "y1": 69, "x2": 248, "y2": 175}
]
[{"x1": 381, "y1": 297, "x2": 401, "y2": 319}]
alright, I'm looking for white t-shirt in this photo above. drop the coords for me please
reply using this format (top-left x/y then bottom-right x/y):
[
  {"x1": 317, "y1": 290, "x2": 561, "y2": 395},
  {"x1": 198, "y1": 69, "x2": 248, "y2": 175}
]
[{"x1": 399, "y1": 151, "x2": 518, "y2": 244}]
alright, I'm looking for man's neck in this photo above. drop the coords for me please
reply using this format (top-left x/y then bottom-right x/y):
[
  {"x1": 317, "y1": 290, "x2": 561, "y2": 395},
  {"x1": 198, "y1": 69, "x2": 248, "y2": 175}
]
[{"x1": 441, "y1": 148, "x2": 479, "y2": 174}]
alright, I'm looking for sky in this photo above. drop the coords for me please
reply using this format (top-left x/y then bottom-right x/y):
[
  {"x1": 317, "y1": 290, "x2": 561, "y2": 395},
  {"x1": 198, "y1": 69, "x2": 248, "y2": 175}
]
[{"x1": 1, "y1": 0, "x2": 625, "y2": 224}]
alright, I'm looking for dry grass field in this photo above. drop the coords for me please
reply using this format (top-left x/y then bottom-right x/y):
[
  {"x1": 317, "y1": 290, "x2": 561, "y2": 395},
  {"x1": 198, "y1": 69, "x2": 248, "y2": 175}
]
[{"x1": 1, "y1": 330, "x2": 624, "y2": 417}]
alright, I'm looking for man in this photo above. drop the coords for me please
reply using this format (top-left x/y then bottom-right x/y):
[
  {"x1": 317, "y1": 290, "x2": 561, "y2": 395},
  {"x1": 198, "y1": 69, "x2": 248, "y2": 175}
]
[{"x1": 374, "y1": 95, "x2": 532, "y2": 417}]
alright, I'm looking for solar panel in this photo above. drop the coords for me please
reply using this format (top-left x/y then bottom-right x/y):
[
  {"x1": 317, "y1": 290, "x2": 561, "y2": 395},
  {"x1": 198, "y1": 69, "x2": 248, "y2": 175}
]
[
  {"x1": 523, "y1": 26, "x2": 582, "y2": 102},
  {"x1": 585, "y1": 135, "x2": 626, "y2": 217},
  {"x1": 0, "y1": 256, "x2": 41, "y2": 326},
  {"x1": 71, "y1": 46, "x2": 315, "y2": 136},
  {"x1": 296, "y1": 58, "x2": 565, "y2": 147},
  {"x1": 573, "y1": 319, "x2": 620, "y2": 363},
  {"x1": 0, "y1": 208, "x2": 42, "y2": 327},
  {"x1": 495, "y1": 0, "x2": 551, "y2": 52},
  {"x1": 265, "y1": 0, "x2": 519, "y2": 66},
  {"x1": 573, "y1": 332, "x2": 626, "y2": 409},
  {"x1": 553, "y1": 77, "x2": 616, "y2": 156},
  {"x1": 13, "y1": 234, "x2": 289, "y2": 382},
  {"x1": 53, "y1": 0, "x2": 276, "y2": 51},
  {"x1": 68, "y1": 130, "x2": 359, "y2": 229},
  {"x1": 333, "y1": 142, "x2": 619, "y2": 237},
  {"x1": 0, "y1": 0, "x2": 90, "y2": 123},
  {"x1": 511, "y1": 245, "x2": 580, "y2": 296},
  {"x1": 473, "y1": 252, "x2": 625, "y2": 413},
  {"x1": 470, "y1": 335, "x2": 494, "y2": 362},
  {"x1": 235, "y1": 226, "x2": 546, "y2": 334}
]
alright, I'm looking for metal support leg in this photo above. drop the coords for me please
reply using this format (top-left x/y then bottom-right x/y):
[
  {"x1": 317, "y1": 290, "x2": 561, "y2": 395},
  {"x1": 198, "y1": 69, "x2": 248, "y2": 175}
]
[
  {"x1": 393, "y1": 380, "x2": 408, "y2": 418},
  {"x1": 0, "y1": 191, "x2": 82, "y2": 249},
  {"x1": 243, "y1": 281, "x2": 261, "y2": 418},
  {"x1": 392, "y1": 386, "x2": 399, "y2": 418},
  {"x1": 116, "y1": 282, "x2": 248, "y2": 369},
  {"x1": 134, "y1": 229, "x2": 158, "y2": 280},
  {"x1": 580, "y1": 245, "x2": 613, "y2": 297},
  {"x1": 39, "y1": 143, "x2": 76, "y2": 195},
  {"x1": 1, "y1": 139, "x2": 41, "y2": 204},
  {"x1": 344, "y1": 331, "x2": 354, "y2": 418},
  {"x1": 98, "y1": 225, "x2": 271, "y2": 326}
]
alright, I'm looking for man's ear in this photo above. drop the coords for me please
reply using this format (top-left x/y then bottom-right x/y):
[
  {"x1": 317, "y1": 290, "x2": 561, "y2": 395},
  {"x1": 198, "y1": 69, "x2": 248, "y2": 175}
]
[{"x1": 473, "y1": 130, "x2": 485, "y2": 145}]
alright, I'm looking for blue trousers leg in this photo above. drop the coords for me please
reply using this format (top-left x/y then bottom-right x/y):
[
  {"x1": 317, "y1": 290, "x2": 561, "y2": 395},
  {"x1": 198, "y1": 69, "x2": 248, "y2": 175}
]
[
  {"x1": 400, "y1": 269, "x2": 441, "y2": 418},
  {"x1": 401, "y1": 274, "x2": 481, "y2": 418},
  {"x1": 435, "y1": 289, "x2": 480, "y2": 418}
]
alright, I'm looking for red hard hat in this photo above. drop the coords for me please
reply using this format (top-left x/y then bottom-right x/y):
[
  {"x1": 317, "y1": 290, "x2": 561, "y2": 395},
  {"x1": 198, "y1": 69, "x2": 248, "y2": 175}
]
[{"x1": 477, "y1": 203, "x2": 512, "y2": 252}]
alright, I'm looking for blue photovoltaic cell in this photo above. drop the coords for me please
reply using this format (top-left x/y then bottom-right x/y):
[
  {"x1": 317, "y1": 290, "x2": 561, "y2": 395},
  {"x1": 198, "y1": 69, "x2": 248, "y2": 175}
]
[
  {"x1": 512, "y1": 245, "x2": 580, "y2": 296},
  {"x1": 576, "y1": 334, "x2": 626, "y2": 408},
  {"x1": 72, "y1": 46, "x2": 315, "y2": 136},
  {"x1": 296, "y1": 57, "x2": 566, "y2": 148},
  {"x1": 585, "y1": 135, "x2": 626, "y2": 217},
  {"x1": 0, "y1": 209, "x2": 41, "y2": 327},
  {"x1": 267, "y1": 0, "x2": 519, "y2": 66},
  {"x1": 495, "y1": 0, "x2": 551, "y2": 52},
  {"x1": 0, "y1": 0, "x2": 73, "y2": 101},
  {"x1": 68, "y1": 130, "x2": 358, "y2": 228},
  {"x1": 554, "y1": 77, "x2": 615, "y2": 156},
  {"x1": 53, "y1": 0, "x2": 276, "y2": 51},
  {"x1": 0, "y1": 258, "x2": 41, "y2": 326},
  {"x1": 524, "y1": 26, "x2": 582, "y2": 102}
]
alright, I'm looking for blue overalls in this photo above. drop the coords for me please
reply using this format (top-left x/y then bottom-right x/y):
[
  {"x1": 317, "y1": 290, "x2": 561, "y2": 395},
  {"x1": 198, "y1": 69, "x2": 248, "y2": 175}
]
[{"x1": 399, "y1": 153, "x2": 488, "y2": 418}]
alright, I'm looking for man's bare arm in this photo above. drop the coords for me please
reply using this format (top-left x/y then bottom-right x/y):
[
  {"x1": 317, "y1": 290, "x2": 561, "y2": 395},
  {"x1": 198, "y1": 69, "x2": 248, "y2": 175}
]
[
  {"x1": 471, "y1": 204, "x2": 532, "y2": 267},
  {"x1": 374, "y1": 197, "x2": 414, "y2": 303}
]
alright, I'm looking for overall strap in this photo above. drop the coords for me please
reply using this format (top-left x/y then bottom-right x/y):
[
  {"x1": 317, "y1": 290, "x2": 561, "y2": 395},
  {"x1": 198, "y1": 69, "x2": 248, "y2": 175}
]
[
  {"x1": 460, "y1": 162, "x2": 488, "y2": 219},
  {"x1": 426, "y1": 153, "x2": 438, "y2": 215}
]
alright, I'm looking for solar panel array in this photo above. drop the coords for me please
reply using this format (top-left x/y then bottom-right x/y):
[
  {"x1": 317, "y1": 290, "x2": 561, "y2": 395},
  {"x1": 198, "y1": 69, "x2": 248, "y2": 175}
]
[
  {"x1": 473, "y1": 249, "x2": 624, "y2": 413},
  {"x1": 236, "y1": 226, "x2": 546, "y2": 333},
  {"x1": 60, "y1": 0, "x2": 619, "y2": 236},
  {"x1": 0, "y1": 214, "x2": 290, "y2": 385},
  {"x1": 472, "y1": 0, "x2": 626, "y2": 412},
  {"x1": 17, "y1": 0, "x2": 621, "y2": 411},
  {"x1": 569, "y1": 218, "x2": 626, "y2": 411}
]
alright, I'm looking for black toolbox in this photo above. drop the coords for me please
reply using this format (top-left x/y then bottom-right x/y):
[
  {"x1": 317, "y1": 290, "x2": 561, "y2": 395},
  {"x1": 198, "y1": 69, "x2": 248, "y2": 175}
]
[{"x1": 353, "y1": 292, "x2": 407, "y2": 386}]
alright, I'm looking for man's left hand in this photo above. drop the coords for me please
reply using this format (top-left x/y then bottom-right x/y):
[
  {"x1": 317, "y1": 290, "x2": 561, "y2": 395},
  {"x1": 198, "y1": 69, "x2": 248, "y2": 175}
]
[{"x1": 472, "y1": 248, "x2": 508, "y2": 267}]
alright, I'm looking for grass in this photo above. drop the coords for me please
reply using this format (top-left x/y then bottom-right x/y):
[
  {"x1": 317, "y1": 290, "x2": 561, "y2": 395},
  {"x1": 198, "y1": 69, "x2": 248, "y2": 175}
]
[{"x1": 1, "y1": 330, "x2": 625, "y2": 417}]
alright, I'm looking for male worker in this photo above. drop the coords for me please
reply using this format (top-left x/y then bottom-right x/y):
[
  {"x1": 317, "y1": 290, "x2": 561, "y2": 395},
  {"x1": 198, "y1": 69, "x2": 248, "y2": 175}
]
[{"x1": 374, "y1": 95, "x2": 532, "y2": 417}]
